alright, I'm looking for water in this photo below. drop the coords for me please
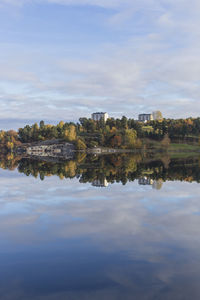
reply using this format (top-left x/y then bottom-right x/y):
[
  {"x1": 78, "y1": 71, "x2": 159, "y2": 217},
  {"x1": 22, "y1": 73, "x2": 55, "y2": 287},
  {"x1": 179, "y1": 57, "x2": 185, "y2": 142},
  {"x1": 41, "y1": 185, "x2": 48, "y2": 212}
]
[{"x1": 0, "y1": 154, "x2": 200, "y2": 299}]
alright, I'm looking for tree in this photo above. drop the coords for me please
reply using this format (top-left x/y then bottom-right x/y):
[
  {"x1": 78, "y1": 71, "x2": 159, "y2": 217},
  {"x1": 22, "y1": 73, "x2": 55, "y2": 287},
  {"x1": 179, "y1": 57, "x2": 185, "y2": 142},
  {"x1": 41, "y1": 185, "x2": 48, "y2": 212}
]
[
  {"x1": 76, "y1": 139, "x2": 87, "y2": 150},
  {"x1": 69, "y1": 125, "x2": 77, "y2": 141},
  {"x1": 161, "y1": 134, "x2": 170, "y2": 148},
  {"x1": 58, "y1": 121, "x2": 65, "y2": 128},
  {"x1": 123, "y1": 129, "x2": 137, "y2": 148},
  {"x1": 121, "y1": 116, "x2": 128, "y2": 129},
  {"x1": 79, "y1": 118, "x2": 88, "y2": 130},
  {"x1": 40, "y1": 120, "x2": 45, "y2": 128},
  {"x1": 153, "y1": 111, "x2": 163, "y2": 121},
  {"x1": 110, "y1": 135, "x2": 122, "y2": 148}
]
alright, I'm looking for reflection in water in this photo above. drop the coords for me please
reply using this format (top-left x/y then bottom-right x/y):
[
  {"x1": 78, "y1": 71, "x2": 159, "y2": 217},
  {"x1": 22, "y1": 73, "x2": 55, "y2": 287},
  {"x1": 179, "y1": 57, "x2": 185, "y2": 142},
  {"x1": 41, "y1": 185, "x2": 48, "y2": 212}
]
[
  {"x1": 138, "y1": 178, "x2": 163, "y2": 189},
  {"x1": 92, "y1": 178, "x2": 109, "y2": 187},
  {"x1": 152, "y1": 179, "x2": 163, "y2": 190},
  {"x1": 1, "y1": 153, "x2": 200, "y2": 189},
  {"x1": 0, "y1": 154, "x2": 200, "y2": 299},
  {"x1": 138, "y1": 177, "x2": 154, "y2": 185}
]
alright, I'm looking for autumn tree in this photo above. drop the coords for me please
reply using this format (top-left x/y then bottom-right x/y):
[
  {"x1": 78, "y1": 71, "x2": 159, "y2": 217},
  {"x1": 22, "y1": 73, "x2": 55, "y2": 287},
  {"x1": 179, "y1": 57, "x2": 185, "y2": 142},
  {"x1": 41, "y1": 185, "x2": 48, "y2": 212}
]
[
  {"x1": 76, "y1": 139, "x2": 87, "y2": 150},
  {"x1": 153, "y1": 111, "x2": 163, "y2": 121},
  {"x1": 161, "y1": 134, "x2": 171, "y2": 148}
]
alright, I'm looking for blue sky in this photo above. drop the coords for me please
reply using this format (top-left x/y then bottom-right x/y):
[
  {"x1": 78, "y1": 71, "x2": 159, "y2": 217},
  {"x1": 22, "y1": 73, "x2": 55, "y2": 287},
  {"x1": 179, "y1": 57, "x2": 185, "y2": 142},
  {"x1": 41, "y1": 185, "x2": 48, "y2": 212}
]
[{"x1": 0, "y1": 0, "x2": 200, "y2": 129}]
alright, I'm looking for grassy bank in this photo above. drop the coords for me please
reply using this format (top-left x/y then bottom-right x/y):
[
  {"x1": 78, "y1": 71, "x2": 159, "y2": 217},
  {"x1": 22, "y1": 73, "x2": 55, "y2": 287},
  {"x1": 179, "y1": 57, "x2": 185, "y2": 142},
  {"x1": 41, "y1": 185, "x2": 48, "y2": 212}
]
[
  {"x1": 169, "y1": 143, "x2": 200, "y2": 152},
  {"x1": 142, "y1": 138, "x2": 200, "y2": 158},
  {"x1": 168, "y1": 143, "x2": 200, "y2": 158}
]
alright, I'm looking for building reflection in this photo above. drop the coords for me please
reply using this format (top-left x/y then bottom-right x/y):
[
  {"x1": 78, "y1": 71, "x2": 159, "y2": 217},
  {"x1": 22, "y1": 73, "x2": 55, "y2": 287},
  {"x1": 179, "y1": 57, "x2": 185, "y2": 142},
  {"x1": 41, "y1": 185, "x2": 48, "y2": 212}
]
[
  {"x1": 138, "y1": 177, "x2": 154, "y2": 186},
  {"x1": 138, "y1": 177, "x2": 163, "y2": 190},
  {"x1": 92, "y1": 178, "x2": 109, "y2": 187}
]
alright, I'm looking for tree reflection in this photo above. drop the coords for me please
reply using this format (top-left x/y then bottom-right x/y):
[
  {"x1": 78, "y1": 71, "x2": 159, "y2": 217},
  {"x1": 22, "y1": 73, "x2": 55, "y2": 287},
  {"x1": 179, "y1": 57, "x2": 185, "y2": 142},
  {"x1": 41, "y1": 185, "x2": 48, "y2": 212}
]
[{"x1": 0, "y1": 153, "x2": 200, "y2": 188}]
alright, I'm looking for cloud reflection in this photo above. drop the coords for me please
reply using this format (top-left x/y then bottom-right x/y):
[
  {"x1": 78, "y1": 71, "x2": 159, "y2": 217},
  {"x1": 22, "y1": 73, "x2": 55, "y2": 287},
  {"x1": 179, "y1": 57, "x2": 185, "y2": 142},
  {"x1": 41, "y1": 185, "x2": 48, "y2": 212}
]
[{"x1": 0, "y1": 169, "x2": 200, "y2": 298}]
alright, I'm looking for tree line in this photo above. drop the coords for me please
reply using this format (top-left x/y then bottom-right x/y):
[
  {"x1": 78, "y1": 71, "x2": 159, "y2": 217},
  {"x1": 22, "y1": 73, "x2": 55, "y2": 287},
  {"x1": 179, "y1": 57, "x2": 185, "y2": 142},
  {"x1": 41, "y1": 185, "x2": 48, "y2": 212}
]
[{"x1": 1, "y1": 115, "x2": 200, "y2": 152}]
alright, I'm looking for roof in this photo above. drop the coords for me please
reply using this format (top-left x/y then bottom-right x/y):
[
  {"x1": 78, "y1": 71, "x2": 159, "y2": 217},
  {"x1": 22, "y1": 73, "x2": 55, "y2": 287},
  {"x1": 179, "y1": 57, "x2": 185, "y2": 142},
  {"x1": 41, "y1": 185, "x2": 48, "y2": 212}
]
[
  {"x1": 138, "y1": 113, "x2": 152, "y2": 116},
  {"x1": 92, "y1": 112, "x2": 107, "y2": 114}
]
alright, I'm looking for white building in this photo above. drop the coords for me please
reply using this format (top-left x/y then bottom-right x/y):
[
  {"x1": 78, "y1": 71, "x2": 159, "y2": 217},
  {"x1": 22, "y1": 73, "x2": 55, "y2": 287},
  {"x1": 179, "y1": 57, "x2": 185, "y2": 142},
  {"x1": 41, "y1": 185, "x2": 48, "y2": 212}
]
[
  {"x1": 92, "y1": 112, "x2": 108, "y2": 122},
  {"x1": 138, "y1": 113, "x2": 153, "y2": 122}
]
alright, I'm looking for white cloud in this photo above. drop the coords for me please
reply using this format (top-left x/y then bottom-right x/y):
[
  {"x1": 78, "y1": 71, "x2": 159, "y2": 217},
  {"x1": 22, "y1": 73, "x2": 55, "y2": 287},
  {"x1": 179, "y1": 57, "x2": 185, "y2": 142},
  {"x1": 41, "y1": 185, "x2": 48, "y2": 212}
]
[{"x1": 0, "y1": 0, "x2": 200, "y2": 123}]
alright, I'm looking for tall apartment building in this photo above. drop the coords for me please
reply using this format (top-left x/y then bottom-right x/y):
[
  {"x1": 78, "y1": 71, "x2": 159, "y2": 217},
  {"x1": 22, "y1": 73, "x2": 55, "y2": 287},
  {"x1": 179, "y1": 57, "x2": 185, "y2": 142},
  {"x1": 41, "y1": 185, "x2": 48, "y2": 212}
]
[
  {"x1": 138, "y1": 113, "x2": 153, "y2": 122},
  {"x1": 91, "y1": 112, "x2": 109, "y2": 122}
]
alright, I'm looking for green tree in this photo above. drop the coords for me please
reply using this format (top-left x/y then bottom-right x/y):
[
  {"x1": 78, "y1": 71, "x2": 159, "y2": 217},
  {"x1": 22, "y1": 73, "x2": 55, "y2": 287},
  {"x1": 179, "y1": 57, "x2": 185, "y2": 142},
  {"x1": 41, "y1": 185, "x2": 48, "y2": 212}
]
[{"x1": 123, "y1": 129, "x2": 137, "y2": 148}]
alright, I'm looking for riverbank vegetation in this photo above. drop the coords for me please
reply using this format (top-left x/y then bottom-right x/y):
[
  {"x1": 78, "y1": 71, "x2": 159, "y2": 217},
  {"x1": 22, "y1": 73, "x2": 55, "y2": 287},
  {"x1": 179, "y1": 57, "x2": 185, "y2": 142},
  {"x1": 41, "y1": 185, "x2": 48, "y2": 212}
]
[
  {"x1": 0, "y1": 130, "x2": 21, "y2": 153},
  {"x1": 1, "y1": 116, "x2": 200, "y2": 152}
]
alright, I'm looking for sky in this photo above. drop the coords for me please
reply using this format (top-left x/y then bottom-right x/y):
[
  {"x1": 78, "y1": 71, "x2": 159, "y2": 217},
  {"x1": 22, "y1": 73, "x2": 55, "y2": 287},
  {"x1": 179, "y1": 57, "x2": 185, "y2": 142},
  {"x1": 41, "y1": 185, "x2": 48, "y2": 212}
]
[{"x1": 0, "y1": 0, "x2": 200, "y2": 129}]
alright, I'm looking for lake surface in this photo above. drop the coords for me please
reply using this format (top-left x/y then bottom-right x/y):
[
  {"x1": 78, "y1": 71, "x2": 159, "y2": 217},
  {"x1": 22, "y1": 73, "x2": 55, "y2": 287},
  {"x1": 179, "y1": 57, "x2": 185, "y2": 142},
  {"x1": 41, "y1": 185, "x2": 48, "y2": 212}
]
[{"x1": 0, "y1": 154, "x2": 200, "y2": 299}]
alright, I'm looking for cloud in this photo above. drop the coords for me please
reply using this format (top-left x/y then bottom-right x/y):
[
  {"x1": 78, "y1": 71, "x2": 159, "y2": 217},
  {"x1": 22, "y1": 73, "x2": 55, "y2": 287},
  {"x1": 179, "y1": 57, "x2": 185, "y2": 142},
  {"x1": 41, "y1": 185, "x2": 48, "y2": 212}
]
[
  {"x1": 0, "y1": 0, "x2": 146, "y2": 8},
  {"x1": 0, "y1": 0, "x2": 200, "y2": 124}
]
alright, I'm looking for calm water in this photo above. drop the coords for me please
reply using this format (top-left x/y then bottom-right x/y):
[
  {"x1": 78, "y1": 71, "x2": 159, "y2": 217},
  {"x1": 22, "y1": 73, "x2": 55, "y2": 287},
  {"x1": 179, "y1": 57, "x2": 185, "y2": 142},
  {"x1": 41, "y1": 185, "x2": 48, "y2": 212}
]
[{"x1": 0, "y1": 155, "x2": 200, "y2": 299}]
